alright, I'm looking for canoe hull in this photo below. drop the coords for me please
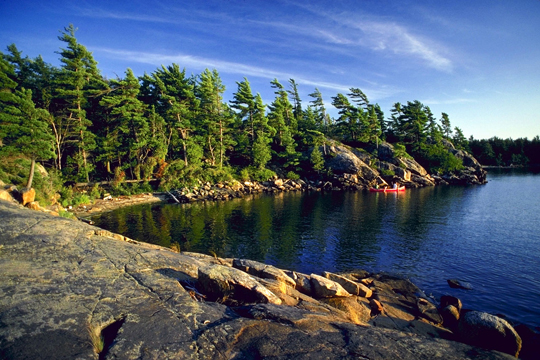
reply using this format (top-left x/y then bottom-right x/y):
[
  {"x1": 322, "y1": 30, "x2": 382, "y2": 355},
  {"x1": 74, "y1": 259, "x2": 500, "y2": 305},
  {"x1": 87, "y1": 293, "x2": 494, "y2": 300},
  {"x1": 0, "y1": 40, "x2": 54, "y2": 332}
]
[{"x1": 369, "y1": 186, "x2": 406, "y2": 193}]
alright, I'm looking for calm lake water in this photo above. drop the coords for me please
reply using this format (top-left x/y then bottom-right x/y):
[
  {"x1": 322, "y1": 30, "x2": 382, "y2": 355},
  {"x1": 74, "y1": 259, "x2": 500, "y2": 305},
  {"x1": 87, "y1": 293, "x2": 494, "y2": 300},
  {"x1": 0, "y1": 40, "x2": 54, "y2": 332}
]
[{"x1": 92, "y1": 169, "x2": 540, "y2": 329}]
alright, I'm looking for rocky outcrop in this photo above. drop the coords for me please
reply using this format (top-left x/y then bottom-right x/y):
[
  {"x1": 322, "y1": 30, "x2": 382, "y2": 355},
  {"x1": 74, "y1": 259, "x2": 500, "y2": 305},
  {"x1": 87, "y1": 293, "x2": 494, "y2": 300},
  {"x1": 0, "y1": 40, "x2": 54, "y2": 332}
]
[
  {"x1": 0, "y1": 200, "x2": 518, "y2": 359},
  {"x1": 325, "y1": 144, "x2": 380, "y2": 187},
  {"x1": 447, "y1": 149, "x2": 487, "y2": 184},
  {"x1": 347, "y1": 142, "x2": 437, "y2": 188}
]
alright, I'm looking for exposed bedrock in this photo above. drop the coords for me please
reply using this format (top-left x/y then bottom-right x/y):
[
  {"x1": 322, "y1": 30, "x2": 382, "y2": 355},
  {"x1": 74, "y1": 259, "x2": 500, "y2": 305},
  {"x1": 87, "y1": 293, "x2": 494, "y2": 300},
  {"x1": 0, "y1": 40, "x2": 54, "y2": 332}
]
[{"x1": 0, "y1": 200, "x2": 519, "y2": 359}]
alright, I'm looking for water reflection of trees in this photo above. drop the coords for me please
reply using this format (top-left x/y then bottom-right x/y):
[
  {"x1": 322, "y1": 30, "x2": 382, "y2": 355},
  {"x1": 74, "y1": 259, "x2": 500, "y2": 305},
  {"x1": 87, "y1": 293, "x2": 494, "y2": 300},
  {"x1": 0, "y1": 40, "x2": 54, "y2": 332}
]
[
  {"x1": 92, "y1": 188, "x2": 468, "y2": 275},
  {"x1": 389, "y1": 186, "x2": 467, "y2": 267}
]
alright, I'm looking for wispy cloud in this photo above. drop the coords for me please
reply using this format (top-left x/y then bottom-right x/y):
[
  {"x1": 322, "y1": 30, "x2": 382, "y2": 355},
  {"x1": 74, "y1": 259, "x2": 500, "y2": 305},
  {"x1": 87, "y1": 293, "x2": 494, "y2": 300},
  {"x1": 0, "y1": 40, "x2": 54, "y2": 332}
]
[
  {"x1": 74, "y1": 5, "x2": 177, "y2": 24},
  {"x1": 95, "y1": 47, "x2": 350, "y2": 91},
  {"x1": 354, "y1": 21, "x2": 453, "y2": 72},
  {"x1": 286, "y1": 3, "x2": 454, "y2": 72},
  {"x1": 95, "y1": 47, "x2": 399, "y2": 101}
]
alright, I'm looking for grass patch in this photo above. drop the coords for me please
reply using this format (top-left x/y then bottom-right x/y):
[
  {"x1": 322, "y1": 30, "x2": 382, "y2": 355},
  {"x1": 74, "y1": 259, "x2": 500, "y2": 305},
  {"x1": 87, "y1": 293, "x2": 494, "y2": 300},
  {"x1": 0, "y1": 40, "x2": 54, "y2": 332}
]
[
  {"x1": 87, "y1": 323, "x2": 104, "y2": 355},
  {"x1": 169, "y1": 242, "x2": 181, "y2": 253}
]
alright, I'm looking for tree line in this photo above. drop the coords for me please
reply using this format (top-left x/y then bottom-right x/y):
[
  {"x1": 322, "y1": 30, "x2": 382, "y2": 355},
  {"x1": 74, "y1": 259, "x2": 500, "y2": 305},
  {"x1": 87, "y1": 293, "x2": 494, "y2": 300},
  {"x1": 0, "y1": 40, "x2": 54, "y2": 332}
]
[{"x1": 1, "y1": 25, "x2": 537, "y2": 198}]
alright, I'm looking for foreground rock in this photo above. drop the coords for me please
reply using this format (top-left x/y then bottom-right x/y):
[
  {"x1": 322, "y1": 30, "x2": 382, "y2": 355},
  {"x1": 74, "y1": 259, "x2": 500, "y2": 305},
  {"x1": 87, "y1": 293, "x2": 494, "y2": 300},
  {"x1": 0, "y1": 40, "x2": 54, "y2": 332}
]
[
  {"x1": 458, "y1": 311, "x2": 522, "y2": 357},
  {"x1": 0, "y1": 200, "x2": 516, "y2": 359}
]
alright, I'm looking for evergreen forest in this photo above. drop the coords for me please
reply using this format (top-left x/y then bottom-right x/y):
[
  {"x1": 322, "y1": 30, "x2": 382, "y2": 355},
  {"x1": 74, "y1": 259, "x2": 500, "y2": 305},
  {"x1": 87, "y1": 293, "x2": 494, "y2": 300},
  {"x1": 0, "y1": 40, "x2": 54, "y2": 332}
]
[{"x1": 1, "y1": 26, "x2": 539, "y2": 205}]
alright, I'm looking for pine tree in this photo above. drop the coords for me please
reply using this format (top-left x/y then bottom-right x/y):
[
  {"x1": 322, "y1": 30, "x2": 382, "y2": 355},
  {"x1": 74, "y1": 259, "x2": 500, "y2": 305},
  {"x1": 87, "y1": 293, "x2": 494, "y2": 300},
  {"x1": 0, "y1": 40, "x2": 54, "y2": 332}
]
[
  {"x1": 440, "y1": 113, "x2": 452, "y2": 139},
  {"x1": 0, "y1": 57, "x2": 54, "y2": 189},
  {"x1": 310, "y1": 146, "x2": 324, "y2": 174},
  {"x1": 147, "y1": 64, "x2": 199, "y2": 166},
  {"x1": 196, "y1": 69, "x2": 235, "y2": 167},
  {"x1": 287, "y1": 78, "x2": 302, "y2": 131},
  {"x1": 393, "y1": 100, "x2": 430, "y2": 151},
  {"x1": 331, "y1": 93, "x2": 359, "y2": 141},
  {"x1": 308, "y1": 88, "x2": 328, "y2": 130},
  {"x1": 389, "y1": 102, "x2": 403, "y2": 140},
  {"x1": 453, "y1": 127, "x2": 468, "y2": 151},
  {"x1": 268, "y1": 79, "x2": 298, "y2": 169},
  {"x1": 230, "y1": 78, "x2": 256, "y2": 142},
  {"x1": 252, "y1": 132, "x2": 272, "y2": 170},
  {"x1": 55, "y1": 24, "x2": 104, "y2": 181},
  {"x1": 100, "y1": 68, "x2": 149, "y2": 178}
]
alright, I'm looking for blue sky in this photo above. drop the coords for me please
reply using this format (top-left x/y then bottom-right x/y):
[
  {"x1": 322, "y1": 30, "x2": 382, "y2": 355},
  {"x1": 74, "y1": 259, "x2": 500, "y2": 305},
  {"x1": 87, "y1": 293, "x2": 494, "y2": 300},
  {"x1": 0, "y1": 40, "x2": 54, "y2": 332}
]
[{"x1": 1, "y1": 0, "x2": 539, "y2": 140}]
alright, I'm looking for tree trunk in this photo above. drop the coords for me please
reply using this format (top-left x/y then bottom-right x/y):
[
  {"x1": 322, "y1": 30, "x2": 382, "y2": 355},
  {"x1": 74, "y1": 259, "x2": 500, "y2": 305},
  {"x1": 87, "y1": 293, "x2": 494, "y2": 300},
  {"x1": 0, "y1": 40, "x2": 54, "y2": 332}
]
[
  {"x1": 219, "y1": 119, "x2": 224, "y2": 168},
  {"x1": 26, "y1": 158, "x2": 36, "y2": 190}
]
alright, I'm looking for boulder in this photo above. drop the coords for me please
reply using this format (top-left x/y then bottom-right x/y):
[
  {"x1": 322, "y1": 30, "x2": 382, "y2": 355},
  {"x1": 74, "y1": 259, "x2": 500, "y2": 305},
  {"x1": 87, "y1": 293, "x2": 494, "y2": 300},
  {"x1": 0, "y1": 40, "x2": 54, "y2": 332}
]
[
  {"x1": 322, "y1": 271, "x2": 372, "y2": 298},
  {"x1": 198, "y1": 264, "x2": 282, "y2": 305},
  {"x1": 514, "y1": 324, "x2": 540, "y2": 360},
  {"x1": 232, "y1": 258, "x2": 296, "y2": 289},
  {"x1": 440, "y1": 295, "x2": 462, "y2": 313},
  {"x1": 441, "y1": 305, "x2": 460, "y2": 329},
  {"x1": 25, "y1": 201, "x2": 41, "y2": 211},
  {"x1": 229, "y1": 181, "x2": 244, "y2": 191},
  {"x1": 394, "y1": 167, "x2": 412, "y2": 182},
  {"x1": 458, "y1": 311, "x2": 522, "y2": 357},
  {"x1": 369, "y1": 298, "x2": 384, "y2": 315},
  {"x1": 447, "y1": 279, "x2": 473, "y2": 290},
  {"x1": 397, "y1": 157, "x2": 428, "y2": 177},
  {"x1": 0, "y1": 189, "x2": 15, "y2": 202},
  {"x1": 310, "y1": 273, "x2": 351, "y2": 298},
  {"x1": 376, "y1": 142, "x2": 396, "y2": 162},
  {"x1": 20, "y1": 187, "x2": 35, "y2": 206},
  {"x1": 410, "y1": 173, "x2": 435, "y2": 186},
  {"x1": 286, "y1": 271, "x2": 313, "y2": 295}
]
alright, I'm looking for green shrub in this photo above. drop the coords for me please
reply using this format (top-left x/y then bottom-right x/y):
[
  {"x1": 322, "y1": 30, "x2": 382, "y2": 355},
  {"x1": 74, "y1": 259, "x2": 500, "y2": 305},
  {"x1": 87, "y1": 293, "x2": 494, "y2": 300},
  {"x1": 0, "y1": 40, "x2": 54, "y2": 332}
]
[
  {"x1": 393, "y1": 143, "x2": 413, "y2": 159},
  {"x1": 380, "y1": 169, "x2": 395, "y2": 177},
  {"x1": 204, "y1": 166, "x2": 235, "y2": 183},
  {"x1": 286, "y1": 171, "x2": 300, "y2": 180},
  {"x1": 239, "y1": 168, "x2": 250, "y2": 182},
  {"x1": 89, "y1": 184, "x2": 102, "y2": 199},
  {"x1": 415, "y1": 144, "x2": 464, "y2": 174},
  {"x1": 251, "y1": 168, "x2": 276, "y2": 182},
  {"x1": 138, "y1": 182, "x2": 153, "y2": 193},
  {"x1": 72, "y1": 194, "x2": 91, "y2": 207},
  {"x1": 60, "y1": 186, "x2": 74, "y2": 207},
  {"x1": 58, "y1": 209, "x2": 75, "y2": 219}
]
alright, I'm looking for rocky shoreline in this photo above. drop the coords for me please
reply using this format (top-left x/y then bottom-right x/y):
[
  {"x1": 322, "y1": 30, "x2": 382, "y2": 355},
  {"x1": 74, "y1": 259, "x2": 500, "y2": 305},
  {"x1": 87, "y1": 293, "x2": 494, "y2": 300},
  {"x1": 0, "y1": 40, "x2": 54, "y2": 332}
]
[
  {"x1": 1, "y1": 199, "x2": 538, "y2": 359},
  {"x1": 66, "y1": 141, "x2": 487, "y2": 217}
]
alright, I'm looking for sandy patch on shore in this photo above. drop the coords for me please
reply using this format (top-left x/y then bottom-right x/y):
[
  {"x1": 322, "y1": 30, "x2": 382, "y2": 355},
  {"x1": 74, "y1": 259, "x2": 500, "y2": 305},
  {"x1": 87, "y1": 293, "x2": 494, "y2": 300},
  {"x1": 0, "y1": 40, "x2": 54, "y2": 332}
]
[{"x1": 71, "y1": 192, "x2": 169, "y2": 217}]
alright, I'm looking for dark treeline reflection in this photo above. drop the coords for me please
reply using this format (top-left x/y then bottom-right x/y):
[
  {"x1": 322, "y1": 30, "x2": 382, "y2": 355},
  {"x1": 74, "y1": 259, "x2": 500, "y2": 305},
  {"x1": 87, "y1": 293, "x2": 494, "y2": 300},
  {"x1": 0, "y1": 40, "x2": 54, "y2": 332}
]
[{"x1": 92, "y1": 189, "x2": 459, "y2": 274}]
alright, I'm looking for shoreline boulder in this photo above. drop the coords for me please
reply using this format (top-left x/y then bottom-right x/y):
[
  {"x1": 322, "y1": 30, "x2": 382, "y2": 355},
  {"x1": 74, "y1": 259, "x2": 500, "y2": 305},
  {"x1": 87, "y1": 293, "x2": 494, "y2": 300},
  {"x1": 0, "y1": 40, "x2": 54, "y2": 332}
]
[
  {"x1": 457, "y1": 311, "x2": 522, "y2": 357},
  {"x1": 198, "y1": 264, "x2": 282, "y2": 305},
  {"x1": 310, "y1": 273, "x2": 351, "y2": 298}
]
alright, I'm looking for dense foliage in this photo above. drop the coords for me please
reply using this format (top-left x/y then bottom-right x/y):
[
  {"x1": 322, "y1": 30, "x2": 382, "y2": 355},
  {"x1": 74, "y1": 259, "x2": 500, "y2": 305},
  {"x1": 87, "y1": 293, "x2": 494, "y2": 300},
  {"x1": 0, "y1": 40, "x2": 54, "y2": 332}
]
[
  {"x1": 468, "y1": 136, "x2": 540, "y2": 167},
  {"x1": 1, "y1": 26, "x2": 537, "y2": 203}
]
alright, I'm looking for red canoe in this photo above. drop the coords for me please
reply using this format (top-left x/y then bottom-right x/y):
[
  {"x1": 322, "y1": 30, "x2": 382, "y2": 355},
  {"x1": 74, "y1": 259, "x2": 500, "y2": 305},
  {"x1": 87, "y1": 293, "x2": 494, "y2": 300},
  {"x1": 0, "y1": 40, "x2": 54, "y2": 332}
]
[{"x1": 369, "y1": 186, "x2": 406, "y2": 193}]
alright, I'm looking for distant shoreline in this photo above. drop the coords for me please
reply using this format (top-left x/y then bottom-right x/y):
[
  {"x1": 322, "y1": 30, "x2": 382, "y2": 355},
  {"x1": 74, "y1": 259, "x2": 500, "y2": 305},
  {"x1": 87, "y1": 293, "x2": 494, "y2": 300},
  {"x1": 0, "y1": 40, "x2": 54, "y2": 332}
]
[{"x1": 482, "y1": 165, "x2": 540, "y2": 169}]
